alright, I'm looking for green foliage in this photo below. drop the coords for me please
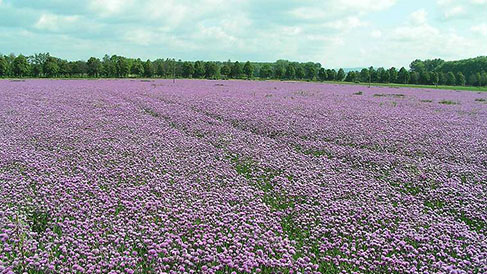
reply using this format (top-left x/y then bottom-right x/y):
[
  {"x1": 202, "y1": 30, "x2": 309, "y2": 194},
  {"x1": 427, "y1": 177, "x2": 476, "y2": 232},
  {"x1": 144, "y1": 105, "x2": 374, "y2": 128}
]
[
  {"x1": 274, "y1": 61, "x2": 286, "y2": 79},
  {"x1": 388, "y1": 67, "x2": 398, "y2": 83},
  {"x1": 259, "y1": 64, "x2": 272, "y2": 79},
  {"x1": 182, "y1": 61, "x2": 194, "y2": 78},
  {"x1": 156, "y1": 61, "x2": 165, "y2": 77},
  {"x1": 456, "y1": 72, "x2": 466, "y2": 86},
  {"x1": 318, "y1": 68, "x2": 327, "y2": 81},
  {"x1": 220, "y1": 64, "x2": 231, "y2": 78},
  {"x1": 87, "y1": 57, "x2": 102, "y2": 77},
  {"x1": 28, "y1": 210, "x2": 51, "y2": 233},
  {"x1": 303, "y1": 62, "x2": 318, "y2": 80},
  {"x1": 205, "y1": 62, "x2": 219, "y2": 79},
  {"x1": 360, "y1": 68, "x2": 370, "y2": 83},
  {"x1": 446, "y1": 72, "x2": 456, "y2": 86},
  {"x1": 336, "y1": 68, "x2": 345, "y2": 81},
  {"x1": 410, "y1": 59, "x2": 426, "y2": 73},
  {"x1": 398, "y1": 67, "x2": 409, "y2": 84},
  {"x1": 131, "y1": 58, "x2": 144, "y2": 77},
  {"x1": 193, "y1": 61, "x2": 205, "y2": 78},
  {"x1": 327, "y1": 69, "x2": 337, "y2": 81},
  {"x1": 285, "y1": 64, "x2": 296, "y2": 80},
  {"x1": 439, "y1": 100, "x2": 458, "y2": 105},
  {"x1": 0, "y1": 55, "x2": 8, "y2": 76},
  {"x1": 44, "y1": 58, "x2": 59, "y2": 78},
  {"x1": 243, "y1": 61, "x2": 254, "y2": 79},
  {"x1": 116, "y1": 57, "x2": 130, "y2": 77},
  {"x1": 143, "y1": 60, "x2": 153, "y2": 77},
  {"x1": 345, "y1": 71, "x2": 357, "y2": 82},
  {"x1": 295, "y1": 66, "x2": 305, "y2": 79},
  {"x1": 13, "y1": 55, "x2": 29, "y2": 77},
  {"x1": 231, "y1": 61, "x2": 242, "y2": 78}
]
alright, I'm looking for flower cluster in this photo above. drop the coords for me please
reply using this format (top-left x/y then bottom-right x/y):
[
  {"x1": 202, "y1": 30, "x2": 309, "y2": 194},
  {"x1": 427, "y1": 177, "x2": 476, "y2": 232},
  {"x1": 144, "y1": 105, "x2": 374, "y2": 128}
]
[{"x1": 0, "y1": 79, "x2": 486, "y2": 273}]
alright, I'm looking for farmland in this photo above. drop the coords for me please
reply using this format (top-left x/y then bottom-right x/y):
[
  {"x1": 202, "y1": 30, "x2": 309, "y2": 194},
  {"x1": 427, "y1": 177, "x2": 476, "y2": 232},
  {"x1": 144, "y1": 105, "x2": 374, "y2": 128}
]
[{"x1": 1, "y1": 79, "x2": 486, "y2": 273}]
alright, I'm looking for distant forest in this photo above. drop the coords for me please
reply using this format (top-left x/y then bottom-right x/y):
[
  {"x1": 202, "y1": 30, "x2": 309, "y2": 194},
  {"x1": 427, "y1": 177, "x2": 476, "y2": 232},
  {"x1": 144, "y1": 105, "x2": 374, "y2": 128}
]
[{"x1": 1, "y1": 53, "x2": 486, "y2": 87}]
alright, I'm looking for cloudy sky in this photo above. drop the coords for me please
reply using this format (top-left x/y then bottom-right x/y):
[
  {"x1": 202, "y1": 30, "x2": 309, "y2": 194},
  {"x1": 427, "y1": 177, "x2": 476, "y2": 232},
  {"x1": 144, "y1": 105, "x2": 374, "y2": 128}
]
[{"x1": 0, "y1": 0, "x2": 486, "y2": 68}]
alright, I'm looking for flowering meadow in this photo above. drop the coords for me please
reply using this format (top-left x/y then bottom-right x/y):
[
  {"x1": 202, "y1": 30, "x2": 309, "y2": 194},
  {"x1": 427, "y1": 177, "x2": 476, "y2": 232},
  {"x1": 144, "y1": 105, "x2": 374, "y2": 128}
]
[{"x1": 0, "y1": 79, "x2": 486, "y2": 273}]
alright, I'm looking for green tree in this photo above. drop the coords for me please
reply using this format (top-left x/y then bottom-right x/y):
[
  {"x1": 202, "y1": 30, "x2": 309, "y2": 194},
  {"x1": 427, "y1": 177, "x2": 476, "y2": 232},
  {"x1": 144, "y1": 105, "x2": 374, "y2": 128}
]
[
  {"x1": 336, "y1": 68, "x2": 345, "y2": 81},
  {"x1": 144, "y1": 60, "x2": 153, "y2": 77},
  {"x1": 193, "y1": 61, "x2": 205, "y2": 78},
  {"x1": 181, "y1": 62, "x2": 194, "y2": 78},
  {"x1": 468, "y1": 73, "x2": 482, "y2": 86},
  {"x1": 259, "y1": 64, "x2": 272, "y2": 79},
  {"x1": 318, "y1": 68, "x2": 327, "y2": 81},
  {"x1": 382, "y1": 70, "x2": 391, "y2": 83},
  {"x1": 102, "y1": 54, "x2": 116, "y2": 77},
  {"x1": 409, "y1": 71, "x2": 419, "y2": 84},
  {"x1": 243, "y1": 61, "x2": 254, "y2": 79},
  {"x1": 220, "y1": 64, "x2": 231, "y2": 79},
  {"x1": 397, "y1": 67, "x2": 409, "y2": 84},
  {"x1": 419, "y1": 71, "x2": 431, "y2": 84},
  {"x1": 155, "y1": 61, "x2": 165, "y2": 77},
  {"x1": 166, "y1": 59, "x2": 177, "y2": 79},
  {"x1": 131, "y1": 58, "x2": 144, "y2": 77},
  {"x1": 423, "y1": 58, "x2": 444, "y2": 71},
  {"x1": 274, "y1": 62, "x2": 286, "y2": 79},
  {"x1": 481, "y1": 71, "x2": 487, "y2": 86},
  {"x1": 410, "y1": 59, "x2": 426, "y2": 73},
  {"x1": 285, "y1": 64, "x2": 295, "y2": 79},
  {"x1": 359, "y1": 68, "x2": 370, "y2": 82},
  {"x1": 231, "y1": 61, "x2": 242, "y2": 78},
  {"x1": 304, "y1": 62, "x2": 317, "y2": 80},
  {"x1": 431, "y1": 72, "x2": 439, "y2": 86},
  {"x1": 325, "y1": 69, "x2": 336, "y2": 81},
  {"x1": 345, "y1": 71, "x2": 357, "y2": 82},
  {"x1": 13, "y1": 55, "x2": 29, "y2": 77},
  {"x1": 438, "y1": 72, "x2": 446, "y2": 85},
  {"x1": 116, "y1": 57, "x2": 129, "y2": 77},
  {"x1": 87, "y1": 57, "x2": 102, "y2": 77},
  {"x1": 388, "y1": 67, "x2": 398, "y2": 83},
  {"x1": 368, "y1": 67, "x2": 378, "y2": 82},
  {"x1": 446, "y1": 72, "x2": 456, "y2": 86},
  {"x1": 44, "y1": 58, "x2": 59, "y2": 77},
  {"x1": 456, "y1": 72, "x2": 465, "y2": 86},
  {"x1": 0, "y1": 56, "x2": 7, "y2": 77},
  {"x1": 295, "y1": 65, "x2": 305, "y2": 79},
  {"x1": 205, "y1": 62, "x2": 218, "y2": 79},
  {"x1": 57, "y1": 60, "x2": 70, "y2": 76}
]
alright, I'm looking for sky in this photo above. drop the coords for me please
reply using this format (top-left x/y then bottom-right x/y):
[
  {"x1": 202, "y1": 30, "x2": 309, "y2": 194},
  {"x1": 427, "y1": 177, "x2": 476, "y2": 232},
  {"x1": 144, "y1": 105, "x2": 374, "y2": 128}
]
[{"x1": 0, "y1": 0, "x2": 486, "y2": 68}]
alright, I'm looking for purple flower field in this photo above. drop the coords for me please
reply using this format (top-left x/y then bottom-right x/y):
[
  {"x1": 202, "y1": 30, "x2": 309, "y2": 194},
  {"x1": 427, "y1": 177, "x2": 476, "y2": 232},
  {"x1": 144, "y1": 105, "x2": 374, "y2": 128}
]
[{"x1": 1, "y1": 79, "x2": 486, "y2": 273}]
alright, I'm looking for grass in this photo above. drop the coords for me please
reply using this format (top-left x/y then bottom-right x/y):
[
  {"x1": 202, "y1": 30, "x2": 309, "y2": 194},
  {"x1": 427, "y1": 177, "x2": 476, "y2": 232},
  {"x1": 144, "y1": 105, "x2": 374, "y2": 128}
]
[
  {"x1": 439, "y1": 100, "x2": 459, "y2": 105},
  {"x1": 4, "y1": 77, "x2": 487, "y2": 92},
  {"x1": 373, "y1": 93, "x2": 405, "y2": 98},
  {"x1": 319, "y1": 80, "x2": 487, "y2": 92}
]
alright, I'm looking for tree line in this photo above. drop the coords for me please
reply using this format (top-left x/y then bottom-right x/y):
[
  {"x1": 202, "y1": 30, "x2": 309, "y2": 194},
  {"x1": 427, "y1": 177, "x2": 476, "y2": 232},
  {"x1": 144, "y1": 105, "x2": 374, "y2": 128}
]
[{"x1": 0, "y1": 53, "x2": 486, "y2": 87}]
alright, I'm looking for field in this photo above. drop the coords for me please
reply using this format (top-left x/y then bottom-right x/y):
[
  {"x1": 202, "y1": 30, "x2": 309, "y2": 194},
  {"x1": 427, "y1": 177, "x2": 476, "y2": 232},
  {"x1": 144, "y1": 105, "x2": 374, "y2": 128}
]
[{"x1": 1, "y1": 79, "x2": 486, "y2": 273}]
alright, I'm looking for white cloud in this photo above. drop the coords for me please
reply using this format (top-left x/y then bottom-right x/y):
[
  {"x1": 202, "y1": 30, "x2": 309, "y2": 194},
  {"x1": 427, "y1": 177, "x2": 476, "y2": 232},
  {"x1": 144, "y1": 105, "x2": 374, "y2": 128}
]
[
  {"x1": 337, "y1": 0, "x2": 396, "y2": 12},
  {"x1": 89, "y1": 0, "x2": 132, "y2": 16},
  {"x1": 35, "y1": 14, "x2": 80, "y2": 32},
  {"x1": 409, "y1": 9, "x2": 427, "y2": 25},
  {"x1": 471, "y1": 23, "x2": 487, "y2": 36},
  {"x1": 371, "y1": 30, "x2": 382, "y2": 38},
  {"x1": 323, "y1": 17, "x2": 367, "y2": 31},
  {"x1": 444, "y1": 6, "x2": 465, "y2": 18}
]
